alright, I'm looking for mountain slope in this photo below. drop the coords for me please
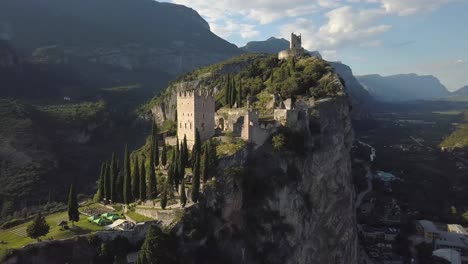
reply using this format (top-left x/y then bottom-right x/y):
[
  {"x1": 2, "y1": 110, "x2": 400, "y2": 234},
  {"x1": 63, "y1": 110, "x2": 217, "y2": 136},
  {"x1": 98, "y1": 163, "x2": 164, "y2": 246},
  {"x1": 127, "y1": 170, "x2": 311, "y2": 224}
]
[
  {"x1": 453, "y1": 85, "x2": 468, "y2": 96},
  {"x1": 357, "y1": 74, "x2": 450, "y2": 102},
  {"x1": 0, "y1": 0, "x2": 241, "y2": 96},
  {"x1": 241, "y1": 37, "x2": 291, "y2": 53}
]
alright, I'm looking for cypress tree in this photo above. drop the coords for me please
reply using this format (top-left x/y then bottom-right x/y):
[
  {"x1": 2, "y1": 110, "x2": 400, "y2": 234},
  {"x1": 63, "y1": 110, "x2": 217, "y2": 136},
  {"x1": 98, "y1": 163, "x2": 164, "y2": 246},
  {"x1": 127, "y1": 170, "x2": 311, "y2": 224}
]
[
  {"x1": 225, "y1": 74, "x2": 231, "y2": 106},
  {"x1": 26, "y1": 213, "x2": 50, "y2": 241},
  {"x1": 231, "y1": 78, "x2": 237, "y2": 108},
  {"x1": 180, "y1": 179, "x2": 187, "y2": 208},
  {"x1": 176, "y1": 147, "x2": 184, "y2": 191},
  {"x1": 167, "y1": 162, "x2": 174, "y2": 194},
  {"x1": 192, "y1": 129, "x2": 202, "y2": 167},
  {"x1": 123, "y1": 145, "x2": 132, "y2": 205},
  {"x1": 109, "y1": 153, "x2": 118, "y2": 203},
  {"x1": 153, "y1": 124, "x2": 160, "y2": 167},
  {"x1": 67, "y1": 184, "x2": 79, "y2": 225},
  {"x1": 132, "y1": 156, "x2": 140, "y2": 201},
  {"x1": 147, "y1": 152, "x2": 157, "y2": 200},
  {"x1": 161, "y1": 144, "x2": 167, "y2": 167},
  {"x1": 140, "y1": 158, "x2": 147, "y2": 201},
  {"x1": 103, "y1": 161, "x2": 110, "y2": 200},
  {"x1": 182, "y1": 135, "x2": 189, "y2": 167},
  {"x1": 191, "y1": 153, "x2": 201, "y2": 203},
  {"x1": 160, "y1": 181, "x2": 168, "y2": 210},
  {"x1": 115, "y1": 159, "x2": 123, "y2": 203},
  {"x1": 96, "y1": 162, "x2": 105, "y2": 202},
  {"x1": 238, "y1": 77, "x2": 243, "y2": 107},
  {"x1": 201, "y1": 145, "x2": 209, "y2": 183}
]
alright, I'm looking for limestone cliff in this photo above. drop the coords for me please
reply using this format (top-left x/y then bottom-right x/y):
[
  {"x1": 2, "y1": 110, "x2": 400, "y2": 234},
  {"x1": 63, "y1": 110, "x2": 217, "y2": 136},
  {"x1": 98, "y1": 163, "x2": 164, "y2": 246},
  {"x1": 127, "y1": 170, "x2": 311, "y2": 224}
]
[{"x1": 174, "y1": 96, "x2": 357, "y2": 264}]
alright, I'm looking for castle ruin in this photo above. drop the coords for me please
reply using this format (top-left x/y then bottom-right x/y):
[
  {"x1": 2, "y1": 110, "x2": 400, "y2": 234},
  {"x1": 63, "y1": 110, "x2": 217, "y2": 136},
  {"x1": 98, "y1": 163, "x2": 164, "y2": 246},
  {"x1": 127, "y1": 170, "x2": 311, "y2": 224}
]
[
  {"x1": 278, "y1": 33, "x2": 306, "y2": 60},
  {"x1": 177, "y1": 90, "x2": 215, "y2": 149}
]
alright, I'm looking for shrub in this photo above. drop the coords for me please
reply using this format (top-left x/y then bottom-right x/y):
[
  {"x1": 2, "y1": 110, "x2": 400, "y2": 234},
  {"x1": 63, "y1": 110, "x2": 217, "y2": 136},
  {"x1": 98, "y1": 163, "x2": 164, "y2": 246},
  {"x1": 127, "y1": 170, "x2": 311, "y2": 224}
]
[{"x1": 272, "y1": 134, "x2": 286, "y2": 150}]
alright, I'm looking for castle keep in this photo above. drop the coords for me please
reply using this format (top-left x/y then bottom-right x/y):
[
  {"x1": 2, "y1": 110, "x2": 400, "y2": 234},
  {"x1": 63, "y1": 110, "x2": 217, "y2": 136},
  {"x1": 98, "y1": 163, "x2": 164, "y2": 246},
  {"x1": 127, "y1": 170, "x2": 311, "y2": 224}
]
[
  {"x1": 278, "y1": 32, "x2": 306, "y2": 60},
  {"x1": 177, "y1": 90, "x2": 215, "y2": 149}
]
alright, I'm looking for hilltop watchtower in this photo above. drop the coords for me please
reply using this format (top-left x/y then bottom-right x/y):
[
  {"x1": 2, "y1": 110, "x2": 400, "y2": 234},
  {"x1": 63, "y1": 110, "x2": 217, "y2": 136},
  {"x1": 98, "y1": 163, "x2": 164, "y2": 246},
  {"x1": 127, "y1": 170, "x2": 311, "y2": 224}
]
[
  {"x1": 177, "y1": 90, "x2": 215, "y2": 149},
  {"x1": 278, "y1": 32, "x2": 306, "y2": 60}
]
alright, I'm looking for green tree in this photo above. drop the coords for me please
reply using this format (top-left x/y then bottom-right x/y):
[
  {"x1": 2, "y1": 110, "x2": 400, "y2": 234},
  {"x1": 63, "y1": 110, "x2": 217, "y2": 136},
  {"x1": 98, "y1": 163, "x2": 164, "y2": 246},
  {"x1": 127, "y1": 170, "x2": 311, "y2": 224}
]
[
  {"x1": 160, "y1": 182, "x2": 168, "y2": 210},
  {"x1": 238, "y1": 77, "x2": 243, "y2": 107},
  {"x1": 147, "y1": 152, "x2": 157, "y2": 201},
  {"x1": 182, "y1": 135, "x2": 189, "y2": 168},
  {"x1": 191, "y1": 153, "x2": 201, "y2": 203},
  {"x1": 140, "y1": 157, "x2": 147, "y2": 201},
  {"x1": 103, "y1": 161, "x2": 110, "y2": 200},
  {"x1": 26, "y1": 213, "x2": 50, "y2": 241},
  {"x1": 191, "y1": 129, "x2": 202, "y2": 167},
  {"x1": 132, "y1": 156, "x2": 140, "y2": 202},
  {"x1": 180, "y1": 180, "x2": 187, "y2": 208},
  {"x1": 161, "y1": 144, "x2": 167, "y2": 167},
  {"x1": 109, "y1": 153, "x2": 118, "y2": 203},
  {"x1": 123, "y1": 145, "x2": 132, "y2": 205},
  {"x1": 136, "y1": 225, "x2": 174, "y2": 264},
  {"x1": 96, "y1": 162, "x2": 105, "y2": 202},
  {"x1": 67, "y1": 184, "x2": 79, "y2": 225},
  {"x1": 224, "y1": 74, "x2": 231, "y2": 106},
  {"x1": 201, "y1": 144, "x2": 210, "y2": 183},
  {"x1": 153, "y1": 123, "x2": 160, "y2": 167}
]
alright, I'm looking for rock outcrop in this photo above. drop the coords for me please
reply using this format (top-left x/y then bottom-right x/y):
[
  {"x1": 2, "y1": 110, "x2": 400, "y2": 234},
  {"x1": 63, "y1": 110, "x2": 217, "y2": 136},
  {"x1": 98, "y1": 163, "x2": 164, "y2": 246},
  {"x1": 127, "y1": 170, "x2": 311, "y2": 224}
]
[{"x1": 175, "y1": 96, "x2": 357, "y2": 264}]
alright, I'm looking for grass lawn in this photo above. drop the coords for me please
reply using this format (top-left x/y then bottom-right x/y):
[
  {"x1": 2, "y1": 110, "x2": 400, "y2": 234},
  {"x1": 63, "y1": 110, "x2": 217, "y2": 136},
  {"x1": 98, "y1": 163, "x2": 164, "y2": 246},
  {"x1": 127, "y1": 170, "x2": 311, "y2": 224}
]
[
  {"x1": 0, "y1": 208, "x2": 103, "y2": 258},
  {"x1": 126, "y1": 211, "x2": 153, "y2": 223}
]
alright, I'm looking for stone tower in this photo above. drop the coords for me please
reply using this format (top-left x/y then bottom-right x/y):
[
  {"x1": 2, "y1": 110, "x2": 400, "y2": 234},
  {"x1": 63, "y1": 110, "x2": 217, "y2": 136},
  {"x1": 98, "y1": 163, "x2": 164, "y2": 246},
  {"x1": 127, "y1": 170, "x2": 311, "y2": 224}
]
[
  {"x1": 177, "y1": 90, "x2": 215, "y2": 149},
  {"x1": 290, "y1": 33, "x2": 302, "y2": 49},
  {"x1": 278, "y1": 32, "x2": 306, "y2": 60}
]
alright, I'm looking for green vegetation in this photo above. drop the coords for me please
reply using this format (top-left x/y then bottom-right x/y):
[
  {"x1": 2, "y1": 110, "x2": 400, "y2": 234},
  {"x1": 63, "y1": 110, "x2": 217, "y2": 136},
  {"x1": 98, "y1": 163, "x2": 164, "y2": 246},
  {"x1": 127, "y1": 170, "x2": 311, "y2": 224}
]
[
  {"x1": 26, "y1": 213, "x2": 50, "y2": 241},
  {"x1": 126, "y1": 211, "x2": 152, "y2": 223},
  {"x1": 440, "y1": 124, "x2": 468, "y2": 149},
  {"x1": 272, "y1": 134, "x2": 286, "y2": 150},
  {"x1": 216, "y1": 139, "x2": 246, "y2": 157},
  {"x1": 136, "y1": 225, "x2": 176, "y2": 264},
  {"x1": 0, "y1": 209, "x2": 103, "y2": 257},
  {"x1": 38, "y1": 101, "x2": 106, "y2": 123},
  {"x1": 67, "y1": 185, "x2": 79, "y2": 225}
]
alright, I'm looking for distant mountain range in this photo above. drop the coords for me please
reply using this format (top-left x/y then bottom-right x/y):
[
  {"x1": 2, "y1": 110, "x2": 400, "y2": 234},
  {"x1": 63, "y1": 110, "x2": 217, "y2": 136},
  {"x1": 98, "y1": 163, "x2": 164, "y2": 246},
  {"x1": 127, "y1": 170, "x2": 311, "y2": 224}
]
[
  {"x1": 453, "y1": 85, "x2": 468, "y2": 96},
  {"x1": 357, "y1": 74, "x2": 451, "y2": 102}
]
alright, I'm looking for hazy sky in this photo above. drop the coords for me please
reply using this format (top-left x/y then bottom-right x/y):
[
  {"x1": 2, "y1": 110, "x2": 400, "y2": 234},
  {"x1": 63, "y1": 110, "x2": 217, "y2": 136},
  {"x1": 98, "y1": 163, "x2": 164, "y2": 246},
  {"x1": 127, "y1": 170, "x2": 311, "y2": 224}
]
[{"x1": 164, "y1": 0, "x2": 468, "y2": 91}]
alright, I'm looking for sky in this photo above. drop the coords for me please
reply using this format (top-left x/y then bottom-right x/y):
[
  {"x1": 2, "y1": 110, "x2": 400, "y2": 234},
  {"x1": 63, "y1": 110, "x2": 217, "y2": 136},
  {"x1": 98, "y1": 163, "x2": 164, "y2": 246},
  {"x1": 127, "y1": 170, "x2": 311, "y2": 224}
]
[{"x1": 163, "y1": 0, "x2": 468, "y2": 91}]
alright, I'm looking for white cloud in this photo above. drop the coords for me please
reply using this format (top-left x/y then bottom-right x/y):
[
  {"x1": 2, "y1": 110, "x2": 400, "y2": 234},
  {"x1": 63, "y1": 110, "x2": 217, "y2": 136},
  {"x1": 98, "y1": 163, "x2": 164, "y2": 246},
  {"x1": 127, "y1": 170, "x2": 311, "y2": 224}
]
[
  {"x1": 169, "y1": 0, "x2": 456, "y2": 51},
  {"x1": 378, "y1": 0, "x2": 460, "y2": 15}
]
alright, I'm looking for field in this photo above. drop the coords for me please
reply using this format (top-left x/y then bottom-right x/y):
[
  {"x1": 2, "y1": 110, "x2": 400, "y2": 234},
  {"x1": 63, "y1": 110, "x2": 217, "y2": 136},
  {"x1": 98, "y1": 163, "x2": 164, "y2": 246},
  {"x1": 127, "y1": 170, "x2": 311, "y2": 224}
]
[{"x1": 0, "y1": 206, "x2": 105, "y2": 258}]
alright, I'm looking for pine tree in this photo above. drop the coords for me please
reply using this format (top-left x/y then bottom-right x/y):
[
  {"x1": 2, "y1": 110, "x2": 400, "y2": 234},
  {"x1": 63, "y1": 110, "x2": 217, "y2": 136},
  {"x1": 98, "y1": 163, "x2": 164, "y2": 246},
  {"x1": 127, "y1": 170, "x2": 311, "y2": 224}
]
[
  {"x1": 180, "y1": 180, "x2": 187, "y2": 208},
  {"x1": 132, "y1": 156, "x2": 140, "y2": 201},
  {"x1": 109, "y1": 153, "x2": 118, "y2": 203},
  {"x1": 123, "y1": 145, "x2": 132, "y2": 205},
  {"x1": 26, "y1": 213, "x2": 50, "y2": 241},
  {"x1": 140, "y1": 158, "x2": 147, "y2": 201},
  {"x1": 147, "y1": 153, "x2": 156, "y2": 200},
  {"x1": 67, "y1": 184, "x2": 79, "y2": 225},
  {"x1": 191, "y1": 153, "x2": 201, "y2": 203},
  {"x1": 201, "y1": 145, "x2": 209, "y2": 183},
  {"x1": 161, "y1": 144, "x2": 167, "y2": 167}
]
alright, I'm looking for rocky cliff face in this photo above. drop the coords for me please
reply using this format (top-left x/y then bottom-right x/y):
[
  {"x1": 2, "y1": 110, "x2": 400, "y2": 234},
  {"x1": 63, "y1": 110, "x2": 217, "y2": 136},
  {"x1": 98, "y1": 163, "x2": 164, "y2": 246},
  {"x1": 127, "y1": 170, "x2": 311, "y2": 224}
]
[{"x1": 175, "y1": 96, "x2": 357, "y2": 264}]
